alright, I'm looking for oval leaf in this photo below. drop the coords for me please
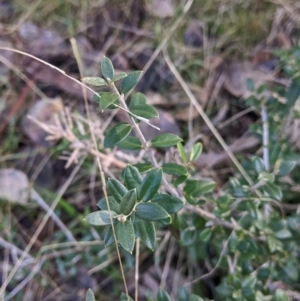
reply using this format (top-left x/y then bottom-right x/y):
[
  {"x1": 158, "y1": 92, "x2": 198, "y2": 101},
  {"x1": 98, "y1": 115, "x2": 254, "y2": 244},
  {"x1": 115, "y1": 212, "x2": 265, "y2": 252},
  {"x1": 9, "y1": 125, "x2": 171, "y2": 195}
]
[
  {"x1": 124, "y1": 165, "x2": 143, "y2": 190},
  {"x1": 108, "y1": 178, "x2": 128, "y2": 203},
  {"x1": 86, "y1": 288, "x2": 96, "y2": 301},
  {"x1": 97, "y1": 196, "x2": 120, "y2": 214},
  {"x1": 117, "y1": 136, "x2": 142, "y2": 151},
  {"x1": 151, "y1": 133, "x2": 182, "y2": 148},
  {"x1": 130, "y1": 92, "x2": 147, "y2": 106},
  {"x1": 162, "y1": 163, "x2": 188, "y2": 176},
  {"x1": 82, "y1": 77, "x2": 106, "y2": 86},
  {"x1": 157, "y1": 289, "x2": 172, "y2": 301},
  {"x1": 190, "y1": 142, "x2": 203, "y2": 161},
  {"x1": 138, "y1": 168, "x2": 162, "y2": 202},
  {"x1": 135, "y1": 203, "x2": 169, "y2": 221},
  {"x1": 177, "y1": 142, "x2": 187, "y2": 163},
  {"x1": 263, "y1": 182, "x2": 282, "y2": 201},
  {"x1": 152, "y1": 194, "x2": 184, "y2": 213},
  {"x1": 101, "y1": 56, "x2": 114, "y2": 81},
  {"x1": 84, "y1": 210, "x2": 116, "y2": 226},
  {"x1": 133, "y1": 163, "x2": 153, "y2": 174},
  {"x1": 104, "y1": 123, "x2": 132, "y2": 149},
  {"x1": 198, "y1": 228, "x2": 212, "y2": 242},
  {"x1": 184, "y1": 179, "x2": 216, "y2": 197},
  {"x1": 119, "y1": 189, "x2": 137, "y2": 215},
  {"x1": 135, "y1": 218, "x2": 156, "y2": 250},
  {"x1": 130, "y1": 104, "x2": 159, "y2": 119},
  {"x1": 119, "y1": 71, "x2": 143, "y2": 94},
  {"x1": 116, "y1": 220, "x2": 135, "y2": 253},
  {"x1": 278, "y1": 160, "x2": 296, "y2": 176},
  {"x1": 100, "y1": 92, "x2": 118, "y2": 111}
]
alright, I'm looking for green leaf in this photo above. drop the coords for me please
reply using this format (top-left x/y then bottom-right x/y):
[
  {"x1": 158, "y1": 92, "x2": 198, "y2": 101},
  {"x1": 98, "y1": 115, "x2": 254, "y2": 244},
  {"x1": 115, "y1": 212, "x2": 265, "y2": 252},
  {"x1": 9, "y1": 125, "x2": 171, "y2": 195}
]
[
  {"x1": 172, "y1": 174, "x2": 188, "y2": 186},
  {"x1": 184, "y1": 179, "x2": 216, "y2": 197},
  {"x1": 113, "y1": 72, "x2": 127, "y2": 82},
  {"x1": 119, "y1": 189, "x2": 137, "y2": 215},
  {"x1": 84, "y1": 210, "x2": 116, "y2": 226},
  {"x1": 177, "y1": 142, "x2": 187, "y2": 163},
  {"x1": 116, "y1": 220, "x2": 135, "y2": 253},
  {"x1": 246, "y1": 78, "x2": 255, "y2": 92},
  {"x1": 101, "y1": 56, "x2": 114, "y2": 81},
  {"x1": 135, "y1": 218, "x2": 156, "y2": 250},
  {"x1": 123, "y1": 165, "x2": 143, "y2": 190},
  {"x1": 251, "y1": 156, "x2": 265, "y2": 174},
  {"x1": 104, "y1": 123, "x2": 132, "y2": 149},
  {"x1": 258, "y1": 171, "x2": 274, "y2": 182},
  {"x1": 274, "y1": 289, "x2": 289, "y2": 301},
  {"x1": 198, "y1": 228, "x2": 212, "y2": 242},
  {"x1": 99, "y1": 92, "x2": 118, "y2": 111},
  {"x1": 277, "y1": 160, "x2": 296, "y2": 176},
  {"x1": 135, "y1": 203, "x2": 170, "y2": 221},
  {"x1": 116, "y1": 136, "x2": 142, "y2": 151},
  {"x1": 120, "y1": 292, "x2": 134, "y2": 301},
  {"x1": 151, "y1": 194, "x2": 184, "y2": 213},
  {"x1": 108, "y1": 178, "x2": 128, "y2": 203},
  {"x1": 86, "y1": 288, "x2": 96, "y2": 301},
  {"x1": 162, "y1": 163, "x2": 188, "y2": 176},
  {"x1": 286, "y1": 76, "x2": 300, "y2": 106},
  {"x1": 138, "y1": 168, "x2": 162, "y2": 201},
  {"x1": 178, "y1": 286, "x2": 189, "y2": 301},
  {"x1": 133, "y1": 163, "x2": 153, "y2": 173},
  {"x1": 274, "y1": 229, "x2": 292, "y2": 239},
  {"x1": 119, "y1": 71, "x2": 143, "y2": 94},
  {"x1": 104, "y1": 226, "x2": 115, "y2": 246},
  {"x1": 151, "y1": 133, "x2": 182, "y2": 148},
  {"x1": 82, "y1": 77, "x2": 107, "y2": 86},
  {"x1": 181, "y1": 228, "x2": 197, "y2": 246},
  {"x1": 98, "y1": 196, "x2": 121, "y2": 214},
  {"x1": 190, "y1": 142, "x2": 203, "y2": 161},
  {"x1": 263, "y1": 182, "x2": 282, "y2": 201},
  {"x1": 129, "y1": 104, "x2": 159, "y2": 119},
  {"x1": 130, "y1": 92, "x2": 147, "y2": 106},
  {"x1": 157, "y1": 289, "x2": 172, "y2": 301}
]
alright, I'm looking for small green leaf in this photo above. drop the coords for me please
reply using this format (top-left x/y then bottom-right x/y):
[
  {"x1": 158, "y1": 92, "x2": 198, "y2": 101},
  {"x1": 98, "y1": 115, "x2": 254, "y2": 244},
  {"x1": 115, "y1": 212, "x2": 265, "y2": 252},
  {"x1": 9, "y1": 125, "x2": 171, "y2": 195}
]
[
  {"x1": 172, "y1": 174, "x2": 188, "y2": 186},
  {"x1": 104, "y1": 226, "x2": 115, "y2": 246},
  {"x1": 152, "y1": 194, "x2": 184, "y2": 213},
  {"x1": 246, "y1": 78, "x2": 255, "y2": 92},
  {"x1": 162, "y1": 163, "x2": 188, "y2": 176},
  {"x1": 251, "y1": 156, "x2": 265, "y2": 174},
  {"x1": 129, "y1": 104, "x2": 159, "y2": 119},
  {"x1": 113, "y1": 72, "x2": 127, "y2": 82},
  {"x1": 124, "y1": 165, "x2": 143, "y2": 190},
  {"x1": 99, "y1": 92, "x2": 118, "y2": 111},
  {"x1": 277, "y1": 160, "x2": 296, "y2": 176},
  {"x1": 101, "y1": 56, "x2": 114, "y2": 81},
  {"x1": 198, "y1": 228, "x2": 212, "y2": 242},
  {"x1": 189, "y1": 295, "x2": 204, "y2": 301},
  {"x1": 151, "y1": 133, "x2": 182, "y2": 148},
  {"x1": 138, "y1": 168, "x2": 162, "y2": 201},
  {"x1": 133, "y1": 163, "x2": 153, "y2": 173},
  {"x1": 119, "y1": 189, "x2": 137, "y2": 215},
  {"x1": 98, "y1": 196, "x2": 120, "y2": 214},
  {"x1": 108, "y1": 178, "x2": 128, "y2": 203},
  {"x1": 104, "y1": 123, "x2": 132, "y2": 149},
  {"x1": 180, "y1": 228, "x2": 196, "y2": 246},
  {"x1": 274, "y1": 229, "x2": 292, "y2": 239},
  {"x1": 84, "y1": 210, "x2": 116, "y2": 226},
  {"x1": 119, "y1": 71, "x2": 143, "y2": 94},
  {"x1": 274, "y1": 289, "x2": 289, "y2": 301},
  {"x1": 86, "y1": 288, "x2": 96, "y2": 301},
  {"x1": 82, "y1": 77, "x2": 107, "y2": 86},
  {"x1": 184, "y1": 179, "x2": 216, "y2": 197},
  {"x1": 286, "y1": 76, "x2": 300, "y2": 106},
  {"x1": 135, "y1": 218, "x2": 156, "y2": 250},
  {"x1": 116, "y1": 220, "x2": 135, "y2": 253},
  {"x1": 157, "y1": 289, "x2": 172, "y2": 301},
  {"x1": 130, "y1": 92, "x2": 147, "y2": 106},
  {"x1": 189, "y1": 142, "x2": 203, "y2": 161},
  {"x1": 258, "y1": 171, "x2": 274, "y2": 182},
  {"x1": 177, "y1": 142, "x2": 187, "y2": 163},
  {"x1": 117, "y1": 136, "x2": 142, "y2": 150},
  {"x1": 120, "y1": 292, "x2": 134, "y2": 301},
  {"x1": 263, "y1": 182, "x2": 282, "y2": 201},
  {"x1": 135, "y1": 203, "x2": 170, "y2": 221}
]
